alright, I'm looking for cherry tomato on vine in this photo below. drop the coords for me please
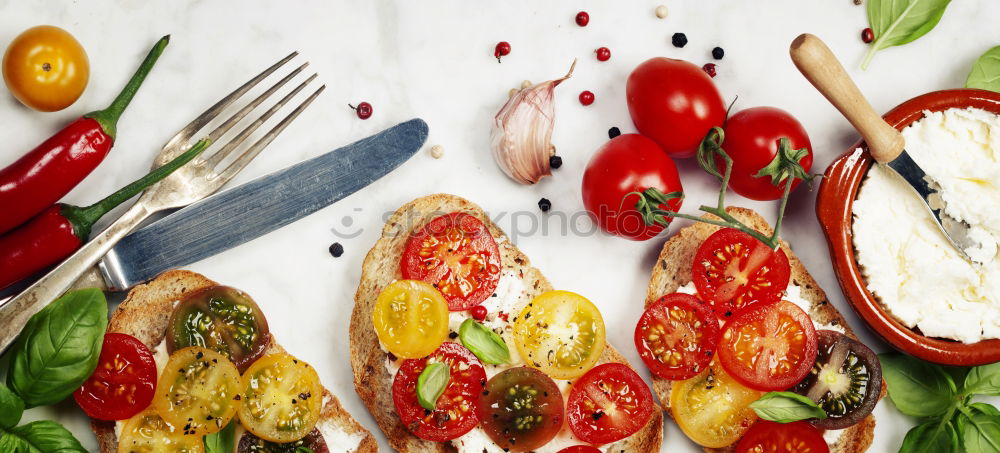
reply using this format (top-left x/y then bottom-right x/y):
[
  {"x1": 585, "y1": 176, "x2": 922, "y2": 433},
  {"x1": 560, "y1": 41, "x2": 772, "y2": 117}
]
[
  {"x1": 626, "y1": 57, "x2": 726, "y2": 158},
  {"x1": 582, "y1": 134, "x2": 683, "y2": 241},
  {"x1": 712, "y1": 107, "x2": 813, "y2": 201},
  {"x1": 2, "y1": 25, "x2": 89, "y2": 111}
]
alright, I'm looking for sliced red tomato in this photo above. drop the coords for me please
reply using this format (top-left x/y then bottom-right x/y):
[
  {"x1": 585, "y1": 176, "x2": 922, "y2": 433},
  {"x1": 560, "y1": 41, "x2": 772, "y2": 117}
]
[
  {"x1": 692, "y1": 228, "x2": 790, "y2": 319},
  {"x1": 392, "y1": 342, "x2": 486, "y2": 441},
  {"x1": 718, "y1": 301, "x2": 818, "y2": 392},
  {"x1": 73, "y1": 333, "x2": 156, "y2": 421},
  {"x1": 567, "y1": 363, "x2": 654, "y2": 445},
  {"x1": 557, "y1": 447, "x2": 603, "y2": 453},
  {"x1": 734, "y1": 421, "x2": 829, "y2": 453},
  {"x1": 634, "y1": 293, "x2": 719, "y2": 380},
  {"x1": 401, "y1": 212, "x2": 502, "y2": 311},
  {"x1": 478, "y1": 367, "x2": 564, "y2": 452}
]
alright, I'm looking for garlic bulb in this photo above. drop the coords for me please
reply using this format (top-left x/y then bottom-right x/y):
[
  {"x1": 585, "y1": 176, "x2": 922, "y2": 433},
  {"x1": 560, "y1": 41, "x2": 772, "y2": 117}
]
[{"x1": 490, "y1": 60, "x2": 576, "y2": 184}]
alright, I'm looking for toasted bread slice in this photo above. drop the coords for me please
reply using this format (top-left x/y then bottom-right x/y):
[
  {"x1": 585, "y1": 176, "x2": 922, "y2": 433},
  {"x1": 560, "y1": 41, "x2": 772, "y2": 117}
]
[
  {"x1": 350, "y1": 194, "x2": 664, "y2": 452},
  {"x1": 646, "y1": 207, "x2": 883, "y2": 453},
  {"x1": 91, "y1": 269, "x2": 377, "y2": 453}
]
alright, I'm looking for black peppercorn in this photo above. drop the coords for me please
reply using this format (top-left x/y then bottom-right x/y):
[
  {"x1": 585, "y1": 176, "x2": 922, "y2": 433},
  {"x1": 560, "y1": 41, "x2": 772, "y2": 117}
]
[
  {"x1": 712, "y1": 46, "x2": 724, "y2": 60},
  {"x1": 538, "y1": 198, "x2": 551, "y2": 212},
  {"x1": 672, "y1": 33, "x2": 688, "y2": 48},
  {"x1": 549, "y1": 155, "x2": 563, "y2": 169},
  {"x1": 328, "y1": 242, "x2": 344, "y2": 257},
  {"x1": 608, "y1": 127, "x2": 621, "y2": 139}
]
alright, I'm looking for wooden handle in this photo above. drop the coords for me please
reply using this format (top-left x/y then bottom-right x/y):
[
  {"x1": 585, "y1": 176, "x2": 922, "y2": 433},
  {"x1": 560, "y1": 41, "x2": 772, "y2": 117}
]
[{"x1": 790, "y1": 33, "x2": 903, "y2": 163}]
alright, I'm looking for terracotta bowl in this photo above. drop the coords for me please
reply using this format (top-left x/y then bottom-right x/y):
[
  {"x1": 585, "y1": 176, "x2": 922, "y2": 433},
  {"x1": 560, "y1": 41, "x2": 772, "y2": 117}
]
[{"x1": 817, "y1": 88, "x2": 1000, "y2": 366}]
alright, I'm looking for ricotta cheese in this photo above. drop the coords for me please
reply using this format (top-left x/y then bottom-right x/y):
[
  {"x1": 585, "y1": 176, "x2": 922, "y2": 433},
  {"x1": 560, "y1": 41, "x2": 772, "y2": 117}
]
[{"x1": 853, "y1": 107, "x2": 1000, "y2": 343}]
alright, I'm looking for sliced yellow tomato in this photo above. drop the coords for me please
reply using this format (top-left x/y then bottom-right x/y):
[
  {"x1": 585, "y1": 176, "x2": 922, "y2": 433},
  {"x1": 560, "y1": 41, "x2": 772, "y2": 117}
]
[
  {"x1": 373, "y1": 280, "x2": 449, "y2": 359},
  {"x1": 670, "y1": 361, "x2": 762, "y2": 448},
  {"x1": 117, "y1": 409, "x2": 204, "y2": 453},
  {"x1": 239, "y1": 353, "x2": 324, "y2": 443},
  {"x1": 512, "y1": 290, "x2": 606, "y2": 380},
  {"x1": 152, "y1": 346, "x2": 241, "y2": 436}
]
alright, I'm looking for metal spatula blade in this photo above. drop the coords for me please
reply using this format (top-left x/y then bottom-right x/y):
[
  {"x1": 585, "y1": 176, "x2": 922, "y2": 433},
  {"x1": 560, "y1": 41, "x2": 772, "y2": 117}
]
[{"x1": 790, "y1": 33, "x2": 982, "y2": 263}]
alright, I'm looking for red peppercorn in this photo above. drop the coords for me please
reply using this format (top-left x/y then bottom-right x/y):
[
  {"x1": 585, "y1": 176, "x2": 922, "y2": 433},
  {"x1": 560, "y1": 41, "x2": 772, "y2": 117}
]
[
  {"x1": 498, "y1": 312, "x2": 509, "y2": 322},
  {"x1": 595, "y1": 47, "x2": 611, "y2": 62},
  {"x1": 494, "y1": 41, "x2": 511, "y2": 62},
  {"x1": 861, "y1": 28, "x2": 874, "y2": 43},
  {"x1": 350, "y1": 102, "x2": 373, "y2": 120},
  {"x1": 702, "y1": 63, "x2": 717, "y2": 78},
  {"x1": 470, "y1": 305, "x2": 487, "y2": 321},
  {"x1": 579, "y1": 90, "x2": 595, "y2": 106},
  {"x1": 575, "y1": 11, "x2": 589, "y2": 27}
]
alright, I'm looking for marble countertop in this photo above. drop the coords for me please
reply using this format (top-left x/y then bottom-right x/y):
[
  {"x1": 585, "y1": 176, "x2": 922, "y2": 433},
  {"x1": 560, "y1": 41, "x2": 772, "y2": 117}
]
[{"x1": 3, "y1": 1, "x2": 1000, "y2": 451}]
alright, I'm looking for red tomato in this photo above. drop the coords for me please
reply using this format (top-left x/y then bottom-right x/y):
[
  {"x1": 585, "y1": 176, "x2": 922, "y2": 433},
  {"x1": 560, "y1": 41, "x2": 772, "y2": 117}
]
[
  {"x1": 73, "y1": 333, "x2": 156, "y2": 421},
  {"x1": 693, "y1": 228, "x2": 790, "y2": 319},
  {"x1": 734, "y1": 421, "x2": 829, "y2": 453},
  {"x1": 392, "y1": 342, "x2": 486, "y2": 441},
  {"x1": 582, "y1": 134, "x2": 684, "y2": 241},
  {"x1": 477, "y1": 367, "x2": 564, "y2": 452},
  {"x1": 401, "y1": 212, "x2": 501, "y2": 311},
  {"x1": 714, "y1": 107, "x2": 813, "y2": 201},
  {"x1": 635, "y1": 293, "x2": 719, "y2": 380},
  {"x1": 626, "y1": 57, "x2": 727, "y2": 158},
  {"x1": 567, "y1": 363, "x2": 654, "y2": 445},
  {"x1": 557, "y1": 447, "x2": 603, "y2": 453},
  {"x1": 718, "y1": 301, "x2": 818, "y2": 392}
]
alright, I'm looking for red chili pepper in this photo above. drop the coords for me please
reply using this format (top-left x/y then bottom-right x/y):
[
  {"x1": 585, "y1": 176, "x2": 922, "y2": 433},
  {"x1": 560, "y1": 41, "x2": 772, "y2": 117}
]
[
  {"x1": 0, "y1": 139, "x2": 209, "y2": 291},
  {"x1": 0, "y1": 35, "x2": 170, "y2": 235}
]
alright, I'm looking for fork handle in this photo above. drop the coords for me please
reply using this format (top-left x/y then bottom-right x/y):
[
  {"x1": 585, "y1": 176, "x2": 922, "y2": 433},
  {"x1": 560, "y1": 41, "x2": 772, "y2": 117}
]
[{"x1": 0, "y1": 202, "x2": 151, "y2": 353}]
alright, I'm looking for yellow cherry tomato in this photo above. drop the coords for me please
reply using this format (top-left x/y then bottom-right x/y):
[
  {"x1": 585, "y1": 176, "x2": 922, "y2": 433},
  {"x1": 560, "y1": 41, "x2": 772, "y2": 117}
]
[
  {"x1": 117, "y1": 409, "x2": 204, "y2": 453},
  {"x1": 512, "y1": 290, "x2": 606, "y2": 380},
  {"x1": 2, "y1": 25, "x2": 89, "y2": 112},
  {"x1": 239, "y1": 353, "x2": 324, "y2": 443},
  {"x1": 669, "y1": 361, "x2": 762, "y2": 448},
  {"x1": 373, "y1": 280, "x2": 449, "y2": 359},
  {"x1": 152, "y1": 347, "x2": 242, "y2": 437}
]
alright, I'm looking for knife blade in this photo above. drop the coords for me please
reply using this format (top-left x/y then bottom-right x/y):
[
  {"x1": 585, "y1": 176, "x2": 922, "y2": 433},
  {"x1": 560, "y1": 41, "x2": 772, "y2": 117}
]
[{"x1": 91, "y1": 118, "x2": 427, "y2": 290}]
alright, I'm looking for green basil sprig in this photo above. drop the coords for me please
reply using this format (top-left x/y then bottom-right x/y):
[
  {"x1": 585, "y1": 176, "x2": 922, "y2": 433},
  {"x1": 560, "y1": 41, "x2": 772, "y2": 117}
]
[
  {"x1": 459, "y1": 319, "x2": 509, "y2": 365},
  {"x1": 0, "y1": 383, "x2": 24, "y2": 429},
  {"x1": 0, "y1": 420, "x2": 87, "y2": 453},
  {"x1": 881, "y1": 352, "x2": 1000, "y2": 453},
  {"x1": 862, "y1": 0, "x2": 952, "y2": 70},
  {"x1": 8, "y1": 288, "x2": 108, "y2": 408},
  {"x1": 966, "y1": 46, "x2": 1000, "y2": 93},
  {"x1": 204, "y1": 419, "x2": 236, "y2": 453},
  {"x1": 417, "y1": 362, "x2": 450, "y2": 411},
  {"x1": 749, "y1": 392, "x2": 827, "y2": 423}
]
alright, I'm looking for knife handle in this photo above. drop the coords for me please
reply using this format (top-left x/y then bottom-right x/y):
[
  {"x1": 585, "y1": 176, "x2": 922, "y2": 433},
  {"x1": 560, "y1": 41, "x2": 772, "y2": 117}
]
[{"x1": 790, "y1": 33, "x2": 904, "y2": 163}]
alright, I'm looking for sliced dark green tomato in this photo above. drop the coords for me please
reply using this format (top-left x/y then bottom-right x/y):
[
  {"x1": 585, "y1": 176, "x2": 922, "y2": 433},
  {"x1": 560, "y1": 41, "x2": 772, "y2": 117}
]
[
  {"x1": 476, "y1": 367, "x2": 564, "y2": 452},
  {"x1": 236, "y1": 428, "x2": 329, "y2": 453},
  {"x1": 791, "y1": 330, "x2": 882, "y2": 430},
  {"x1": 167, "y1": 285, "x2": 270, "y2": 371}
]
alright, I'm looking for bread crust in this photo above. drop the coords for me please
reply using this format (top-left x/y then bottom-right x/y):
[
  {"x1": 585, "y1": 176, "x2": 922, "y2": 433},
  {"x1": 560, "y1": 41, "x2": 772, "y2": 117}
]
[
  {"x1": 645, "y1": 207, "x2": 882, "y2": 453},
  {"x1": 92, "y1": 269, "x2": 376, "y2": 453},
  {"x1": 350, "y1": 194, "x2": 663, "y2": 453}
]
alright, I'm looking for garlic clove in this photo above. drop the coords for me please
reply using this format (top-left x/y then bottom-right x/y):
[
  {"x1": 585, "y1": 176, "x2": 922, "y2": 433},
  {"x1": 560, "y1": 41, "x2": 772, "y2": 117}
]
[{"x1": 490, "y1": 60, "x2": 576, "y2": 185}]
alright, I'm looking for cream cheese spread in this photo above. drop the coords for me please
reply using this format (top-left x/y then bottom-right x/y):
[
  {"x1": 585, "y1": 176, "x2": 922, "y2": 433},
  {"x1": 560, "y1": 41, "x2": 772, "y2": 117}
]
[{"x1": 853, "y1": 107, "x2": 1000, "y2": 343}]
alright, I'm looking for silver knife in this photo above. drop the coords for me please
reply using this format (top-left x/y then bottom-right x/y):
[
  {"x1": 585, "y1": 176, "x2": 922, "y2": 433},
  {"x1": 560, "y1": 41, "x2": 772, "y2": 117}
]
[{"x1": 14, "y1": 118, "x2": 427, "y2": 294}]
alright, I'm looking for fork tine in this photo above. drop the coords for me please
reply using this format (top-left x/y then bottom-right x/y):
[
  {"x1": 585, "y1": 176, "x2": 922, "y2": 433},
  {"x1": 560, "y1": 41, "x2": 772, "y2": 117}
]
[
  {"x1": 205, "y1": 73, "x2": 318, "y2": 168},
  {"x1": 160, "y1": 51, "x2": 298, "y2": 159},
  {"x1": 202, "y1": 62, "x2": 308, "y2": 146},
  {"x1": 215, "y1": 85, "x2": 326, "y2": 183}
]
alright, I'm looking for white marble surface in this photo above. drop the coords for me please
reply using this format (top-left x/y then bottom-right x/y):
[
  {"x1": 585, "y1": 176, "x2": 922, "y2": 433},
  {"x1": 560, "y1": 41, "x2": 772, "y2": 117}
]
[{"x1": 3, "y1": 1, "x2": 1000, "y2": 451}]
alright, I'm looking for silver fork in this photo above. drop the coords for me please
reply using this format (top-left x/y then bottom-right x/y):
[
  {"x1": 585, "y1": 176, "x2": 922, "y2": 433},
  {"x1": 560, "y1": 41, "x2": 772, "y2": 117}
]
[{"x1": 0, "y1": 52, "x2": 324, "y2": 352}]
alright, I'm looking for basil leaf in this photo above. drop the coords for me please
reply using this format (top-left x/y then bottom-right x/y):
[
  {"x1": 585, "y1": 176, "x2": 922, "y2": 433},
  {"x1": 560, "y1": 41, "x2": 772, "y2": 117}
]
[
  {"x1": 880, "y1": 353, "x2": 954, "y2": 417},
  {"x1": 459, "y1": 319, "x2": 509, "y2": 365},
  {"x1": 966, "y1": 362, "x2": 1000, "y2": 396},
  {"x1": 748, "y1": 392, "x2": 827, "y2": 423},
  {"x1": 958, "y1": 412, "x2": 1000, "y2": 453},
  {"x1": 8, "y1": 288, "x2": 108, "y2": 408},
  {"x1": 862, "y1": 0, "x2": 952, "y2": 69},
  {"x1": 972, "y1": 403, "x2": 1000, "y2": 417},
  {"x1": 900, "y1": 419, "x2": 958, "y2": 453},
  {"x1": 296, "y1": 448, "x2": 315, "y2": 453},
  {"x1": 0, "y1": 382, "x2": 24, "y2": 429},
  {"x1": 966, "y1": 46, "x2": 1000, "y2": 92},
  {"x1": 1, "y1": 421, "x2": 87, "y2": 453},
  {"x1": 204, "y1": 419, "x2": 236, "y2": 453},
  {"x1": 417, "y1": 362, "x2": 449, "y2": 411}
]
